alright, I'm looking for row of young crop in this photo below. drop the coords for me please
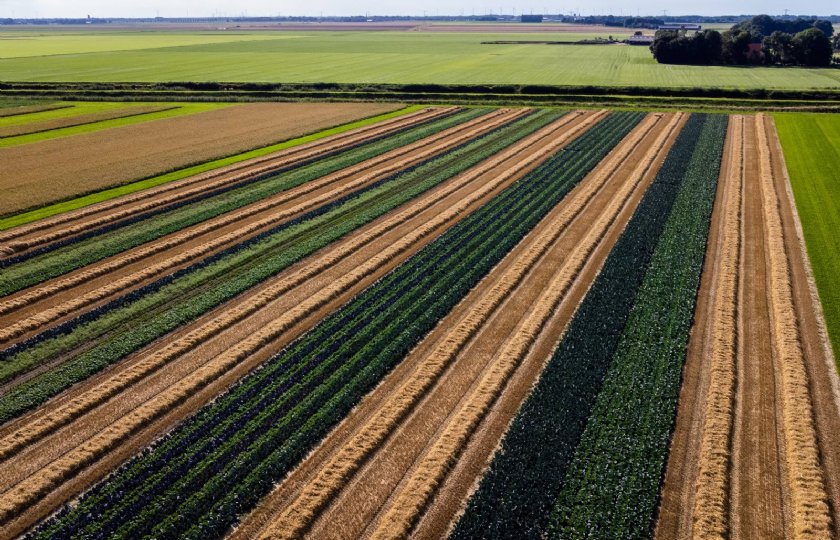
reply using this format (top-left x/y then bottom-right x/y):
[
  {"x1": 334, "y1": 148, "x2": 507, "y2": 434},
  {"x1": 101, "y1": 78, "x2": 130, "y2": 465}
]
[
  {"x1": 30, "y1": 112, "x2": 644, "y2": 540},
  {"x1": 547, "y1": 114, "x2": 727, "y2": 538},
  {"x1": 0, "y1": 110, "x2": 556, "y2": 425},
  {"x1": 0, "y1": 107, "x2": 478, "y2": 295},
  {"x1": 450, "y1": 114, "x2": 727, "y2": 539}
]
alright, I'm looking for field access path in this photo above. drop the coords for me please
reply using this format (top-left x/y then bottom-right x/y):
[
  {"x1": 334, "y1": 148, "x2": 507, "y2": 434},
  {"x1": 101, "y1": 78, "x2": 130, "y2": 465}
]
[
  {"x1": 656, "y1": 114, "x2": 840, "y2": 540},
  {"x1": 0, "y1": 109, "x2": 605, "y2": 538},
  {"x1": 0, "y1": 107, "x2": 514, "y2": 348},
  {"x1": 233, "y1": 112, "x2": 686, "y2": 539}
]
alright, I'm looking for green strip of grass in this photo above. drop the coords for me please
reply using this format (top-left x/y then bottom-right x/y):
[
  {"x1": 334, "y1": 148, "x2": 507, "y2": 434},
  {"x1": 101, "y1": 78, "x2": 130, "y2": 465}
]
[
  {"x1": 0, "y1": 105, "x2": 423, "y2": 231},
  {"x1": 773, "y1": 112, "x2": 840, "y2": 370},
  {"x1": 0, "y1": 102, "x2": 228, "y2": 147}
]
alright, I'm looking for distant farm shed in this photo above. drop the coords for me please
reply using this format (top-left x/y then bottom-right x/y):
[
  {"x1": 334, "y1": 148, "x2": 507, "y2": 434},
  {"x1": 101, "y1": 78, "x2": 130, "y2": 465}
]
[
  {"x1": 626, "y1": 34, "x2": 655, "y2": 45},
  {"x1": 658, "y1": 23, "x2": 702, "y2": 31}
]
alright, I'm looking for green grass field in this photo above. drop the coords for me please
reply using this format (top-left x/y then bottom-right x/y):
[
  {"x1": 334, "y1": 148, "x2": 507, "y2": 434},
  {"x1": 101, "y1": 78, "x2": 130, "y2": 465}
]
[
  {"x1": 1, "y1": 29, "x2": 839, "y2": 90},
  {"x1": 774, "y1": 112, "x2": 840, "y2": 366}
]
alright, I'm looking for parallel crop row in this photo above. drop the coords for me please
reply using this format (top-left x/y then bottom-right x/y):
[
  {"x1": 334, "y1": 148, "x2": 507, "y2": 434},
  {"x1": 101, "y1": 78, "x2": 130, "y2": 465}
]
[
  {"x1": 30, "y1": 112, "x2": 643, "y2": 540},
  {"x1": 0, "y1": 107, "x2": 479, "y2": 295},
  {"x1": 450, "y1": 114, "x2": 724, "y2": 540},
  {"x1": 547, "y1": 114, "x2": 727, "y2": 539},
  {"x1": 0, "y1": 109, "x2": 553, "y2": 425}
]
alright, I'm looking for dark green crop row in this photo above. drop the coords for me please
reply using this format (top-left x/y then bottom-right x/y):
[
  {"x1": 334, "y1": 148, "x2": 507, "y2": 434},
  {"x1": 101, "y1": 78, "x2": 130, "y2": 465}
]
[
  {"x1": 0, "y1": 107, "x2": 480, "y2": 296},
  {"x1": 451, "y1": 114, "x2": 726, "y2": 540},
  {"x1": 548, "y1": 114, "x2": 727, "y2": 539},
  {"x1": 30, "y1": 112, "x2": 643, "y2": 540},
  {"x1": 0, "y1": 109, "x2": 557, "y2": 424}
]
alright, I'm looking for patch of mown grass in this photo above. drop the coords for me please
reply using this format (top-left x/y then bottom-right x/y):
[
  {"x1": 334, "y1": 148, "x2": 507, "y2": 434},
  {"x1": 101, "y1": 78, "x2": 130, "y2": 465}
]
[{"x1": 774, "y1": 112, "x2": 840, "y2": 369}]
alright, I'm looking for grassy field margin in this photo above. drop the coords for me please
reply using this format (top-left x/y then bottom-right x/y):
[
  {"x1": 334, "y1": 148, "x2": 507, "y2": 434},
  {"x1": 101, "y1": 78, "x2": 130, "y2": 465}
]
[
  {"x1": 774, "y1": 112, "x2": 840, "y2": 369},
  {"x1": 0, "y1": 105, "x2": 422, "y2": 231}
]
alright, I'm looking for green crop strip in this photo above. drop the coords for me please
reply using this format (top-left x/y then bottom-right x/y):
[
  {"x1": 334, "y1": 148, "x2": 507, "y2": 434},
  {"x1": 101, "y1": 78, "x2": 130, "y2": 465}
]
[
  {"x1": 451, "y1": 114, "x2": 726, "y2": 540},
  {"x1": 0, "y1": 109, "x2": 552, "y2": 423},
  {"x1": 32, "y1": 111, "x2": 643, "y2": 540},
  {"x1": 773, "y1": 113, "x2": 840, "y2": 370},
  {"x1": 0, "y1": 105, "x2": 422, "y2": 230},
  {"x1": 548, "y1": 114, "x2": 727, "y2": 538},
  {"x1": 0, "y1": 107, "x2": 475, "y2": 296}
]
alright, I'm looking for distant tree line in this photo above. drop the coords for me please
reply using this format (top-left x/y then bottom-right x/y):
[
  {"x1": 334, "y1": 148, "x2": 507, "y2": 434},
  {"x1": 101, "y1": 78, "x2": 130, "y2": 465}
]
[
  {"x1": 651, "y1": 15, "x2": 835, "y2": 67},
  {"x1": 567, "y1": 15, "x2": 664, "y2": 29}
]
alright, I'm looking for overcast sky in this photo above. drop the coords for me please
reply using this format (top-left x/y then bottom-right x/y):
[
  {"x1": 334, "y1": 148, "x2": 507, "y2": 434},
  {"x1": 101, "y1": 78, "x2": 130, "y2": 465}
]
[{"x1": 0, "y1": 0, "x2": 836, "y2": 18}]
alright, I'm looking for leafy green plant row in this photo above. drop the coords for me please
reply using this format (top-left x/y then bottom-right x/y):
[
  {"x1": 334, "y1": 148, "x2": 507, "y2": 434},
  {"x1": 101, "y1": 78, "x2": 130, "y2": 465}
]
[
  {"x1": 548, "y1": 114, "x2": 727, "y2": 539},
  {"x1": 0, "y1": 109, "x2": 559, "y2": 423},
  {"x1": 30, "y1": 112, "x2": 644, "y2": 540},
  {"x1": 0, "y1": 107, "x2": 480, "y2": 296},
  {"x1": 450, "y1": 114, "x2": 725, "y2": 540}
]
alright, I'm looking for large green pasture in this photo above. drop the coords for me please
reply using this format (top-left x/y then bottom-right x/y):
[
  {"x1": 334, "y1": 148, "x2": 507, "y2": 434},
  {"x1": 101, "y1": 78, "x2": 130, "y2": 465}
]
[
  {"x1": 1, "y1": 29, "x2": 838, "y2": 90},
  {"x1": 774, "y1": 112, "x2": 840, "y2": 367}
]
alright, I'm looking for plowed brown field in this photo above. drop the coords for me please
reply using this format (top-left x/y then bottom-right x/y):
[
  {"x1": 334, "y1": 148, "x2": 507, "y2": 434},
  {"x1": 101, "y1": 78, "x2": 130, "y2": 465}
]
[
  {"x1": 656, "y1": 114, "x2": 840, "y2": 540},
  {"x1": 0, "y1": 102, "x2": 401, "y2": 215}
]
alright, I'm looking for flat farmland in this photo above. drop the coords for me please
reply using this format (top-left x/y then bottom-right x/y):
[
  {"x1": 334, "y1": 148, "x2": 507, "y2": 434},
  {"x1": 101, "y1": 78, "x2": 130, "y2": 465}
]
[
  {"x1": 0, "y1": 101, "x2": 401, "y2": 216},
  {"x1": 1, "y1": 28, "x2": 840, "y2": 90},
  {"x1": 1, "y1": 104, "x2": 839, "y2": 540}
]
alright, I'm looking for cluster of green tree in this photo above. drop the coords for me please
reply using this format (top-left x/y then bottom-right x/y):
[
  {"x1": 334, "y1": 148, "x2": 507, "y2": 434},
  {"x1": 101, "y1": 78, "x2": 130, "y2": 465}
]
[
  {"x1": 651, "y1": 15, "x2": 835, "y2": 66},
  {"x1": 566, "y1": 15, "x2": 664, "y2": 28}
]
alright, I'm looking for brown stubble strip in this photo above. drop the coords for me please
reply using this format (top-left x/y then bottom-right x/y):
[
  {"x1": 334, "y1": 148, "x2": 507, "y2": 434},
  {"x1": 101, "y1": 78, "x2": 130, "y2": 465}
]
[
  {"x1": 0, "y1": 111, "x2": 605, "y2": 540},
  {"x1": 235, "y1": 112, "x2": 683, "y2": 540},
  {"x1": 655, "y1": 115, "x2": 740, "y2": 540},
  {"x1": 0, "y1": 108, "x2": 518, "y2": 348},
  {"x1": 732, "y1": 114, "x2": 788, "y2": 540},
  {"x1": 0, "y1": 106, "x2": 453, "y2": 253},
  {"x1": 0, "y1": 102, "x2": 403, "y2": 218}
]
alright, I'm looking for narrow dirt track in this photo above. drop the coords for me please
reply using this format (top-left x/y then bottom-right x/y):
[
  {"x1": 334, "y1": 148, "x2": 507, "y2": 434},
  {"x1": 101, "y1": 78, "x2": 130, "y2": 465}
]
[
  {"x1": 656, "y1": 115, "x2": 840, "y2": 540},
  {"x1": 0, "y1": 110, "x2": 606, "y2": 539},
  {"x1": 0, "y1": 108, "x2": 517, "y2": 348},
  {"x1": 234, "y1": 113, "x2": 685, "y2": 540},
  {"x1": 0, "y1": 106, "x2": 452, "y2": 251}
]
